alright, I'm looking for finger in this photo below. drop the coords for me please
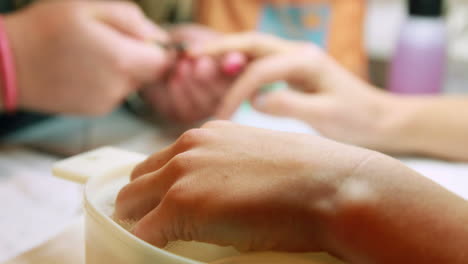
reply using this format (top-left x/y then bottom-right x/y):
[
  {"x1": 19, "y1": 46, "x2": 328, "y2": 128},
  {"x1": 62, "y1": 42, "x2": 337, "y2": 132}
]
[
  {"x1": 123, "y1": 41, "x2": 172, "y2": 83},
  {"x1": 115, "y1": 172, "x2": 164, "y2": 221},
  {"x1": 170, "y1": 24, "x2": 219, "y2": 44},
  {"x1": 215, "y1": 54, "x2": 309, "y2": 119},
  {"x1": 191, "y1": 32, "x2": 295, "y2": 59},
  {"x1": 133, "y1": 200, "x2": 172, "y2": 248},
  {"x1": 253, "y1": 89, "x2": 325, "y2": 123},
  {"x1": 94, "y1": 1, "x2": 169, "y2": 42},
  {"x1": 187, "y1": 58, "x2": 221, "y2": 113},
  {"x1": 115, "y1": 165, "x2": 179, "y2": 221},
  {"x1": 221, "y1": 52, "x2": 248, "y2": 77},
  {"x1": 168, "y1": 64, "x2": 195, "y2": 122},
  {"x1": 194, "y1": 57, "x2": 226, "y2": 99},
  {"x1": 194, "y1": 56, "x2": 218, "y2": 83},
  {"x1": 141, "y1": 84, "x2": 171, "y2": 119},
  {"x1": 177, "y1": 85, "x2": 209, "y2": 123},
  {"x1": 132, "y1": 175, "x2": 199, "y2": 248},
  {"x1": 156, "y1": 79, "x2": 182, "y2": 121},
  {"x1": 195, "y1": 59, "x2": 232, "y2": 118},
  {"x1": 192, "y1": 58, "x2": 231, "y2": 119},
  {"x1": 176, "y1": 59, "x2": 217, "y2": 123},
  {"x1": 178, "y1": 59, "x2": 210, "y2": 112},
  {"x1": 131, "y1": 125, "x2": 210, "y2": 181},
  {"x1": 130, "y1": 145, "x2": 177, "y2": 181}
]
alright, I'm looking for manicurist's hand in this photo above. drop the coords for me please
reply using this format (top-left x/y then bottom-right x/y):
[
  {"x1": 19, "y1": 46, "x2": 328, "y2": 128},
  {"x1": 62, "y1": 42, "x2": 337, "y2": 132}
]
[{"x1": 5, "y1": 0, "x2": 171, "y2": 115}]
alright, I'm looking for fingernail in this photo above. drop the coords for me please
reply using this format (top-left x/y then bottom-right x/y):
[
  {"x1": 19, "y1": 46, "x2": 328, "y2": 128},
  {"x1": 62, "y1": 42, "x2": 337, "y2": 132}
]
[
  {"x1": 223, "y1": 62, "x2": 243, "y2": 76},
  {"x1": 222, "y1": 53, "x2": 246, "y2": 76}
]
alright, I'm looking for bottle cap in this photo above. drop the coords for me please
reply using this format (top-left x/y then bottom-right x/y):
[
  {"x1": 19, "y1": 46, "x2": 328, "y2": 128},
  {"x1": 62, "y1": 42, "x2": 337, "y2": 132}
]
[{"x1": 408, "y1": 0, "x2": 443, "y2": 17}]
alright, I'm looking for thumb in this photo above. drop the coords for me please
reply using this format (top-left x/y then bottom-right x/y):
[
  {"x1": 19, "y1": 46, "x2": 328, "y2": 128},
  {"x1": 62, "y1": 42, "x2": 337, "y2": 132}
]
[
  {"x1": 94, "y1": 1, "x2": 169, "y2": 42},
  {"x1": 125, "y1": 42, "x2": 171, "y2": 83},
  {"x1": 253, "y1": 89, "x2": 325, "y2": 123}
]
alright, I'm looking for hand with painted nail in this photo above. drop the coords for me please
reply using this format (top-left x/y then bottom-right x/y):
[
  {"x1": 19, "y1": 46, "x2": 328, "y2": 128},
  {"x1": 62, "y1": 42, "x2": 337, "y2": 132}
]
[
  {"x1": 193, "y1": 32, "x2": 468, "y2": 162},
  {"x1": 193, "y1": 33, "x2": 397, "y2": 150},
  {"x1": 141, "y1": 25, "x2": 247, "y2": 124},
  {"x1": 4, "y1": 0, "x2": 171, "y2": 115}
]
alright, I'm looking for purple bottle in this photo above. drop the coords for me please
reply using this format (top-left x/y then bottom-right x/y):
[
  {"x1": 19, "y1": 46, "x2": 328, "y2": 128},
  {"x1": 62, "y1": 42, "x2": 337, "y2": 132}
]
[{"x1": 388, "y1": 0, "x2": 447, "y2": 94}]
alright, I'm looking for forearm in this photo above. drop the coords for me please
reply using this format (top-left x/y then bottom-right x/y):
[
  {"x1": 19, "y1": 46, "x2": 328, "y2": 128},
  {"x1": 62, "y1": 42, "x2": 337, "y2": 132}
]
[
  {"x1": 316, "y1": 153, "x2": 468, "y2": 263},
  {"x1": 377, "y1": 95, "x2": 468, "y2": 161}
]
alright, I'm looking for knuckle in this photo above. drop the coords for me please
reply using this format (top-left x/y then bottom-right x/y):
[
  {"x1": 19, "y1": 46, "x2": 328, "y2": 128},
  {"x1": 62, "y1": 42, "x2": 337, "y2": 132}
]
[
  {"x1": 269, "y1": 92, "x2": 289, "y2": 108},
  {"x1": 176, "y1": 129, "x2": 210, "y2": 148},
  {"x1": 130, "y1": 163, "x2": 146, "y2": 181},
  {"x1": 167, "y1": 152, "x2": 192, "y2": 174},
  {"x1": 164, "y1": 182, "x2": 194, "y2": 208},
  {"x1": 201, "y1": 120, "x2": 231, "y2": 129}
]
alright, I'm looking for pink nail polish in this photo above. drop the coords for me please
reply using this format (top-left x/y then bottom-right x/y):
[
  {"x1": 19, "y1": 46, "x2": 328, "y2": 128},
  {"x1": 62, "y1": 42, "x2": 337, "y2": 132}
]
[
  {"x1": 223, "y1": 62, "x2": 243, "y2": 76},
  {"x1": 222, "y1": 52, "x2": 246, "y2": 76}
]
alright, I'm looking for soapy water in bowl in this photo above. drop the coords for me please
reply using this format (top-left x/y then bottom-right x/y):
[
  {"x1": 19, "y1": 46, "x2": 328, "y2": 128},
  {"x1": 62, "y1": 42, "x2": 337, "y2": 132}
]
[{"x1": 93, "y1": 177, "x2": 343, "y2": 264}]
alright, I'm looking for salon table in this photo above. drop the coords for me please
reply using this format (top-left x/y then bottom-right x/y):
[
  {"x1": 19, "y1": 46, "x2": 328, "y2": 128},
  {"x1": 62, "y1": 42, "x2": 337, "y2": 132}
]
[{"x1": 1, "y1": 107, "x2": 468, "y2": 264}]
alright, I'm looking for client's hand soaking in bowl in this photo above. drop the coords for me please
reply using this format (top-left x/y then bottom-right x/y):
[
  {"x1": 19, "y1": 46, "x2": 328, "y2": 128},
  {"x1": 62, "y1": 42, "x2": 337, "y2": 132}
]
[{"x1": 53, "y1": 147, "x2": 343, "y2": 264}]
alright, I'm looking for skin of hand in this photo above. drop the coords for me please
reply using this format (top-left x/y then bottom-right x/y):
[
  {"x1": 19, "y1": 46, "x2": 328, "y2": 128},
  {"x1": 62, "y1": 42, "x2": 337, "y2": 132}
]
[
  {"x1": 4, "y1": 0, "x2": 171, "y2": 116},
  {"x1": 194, "y1": 33, "x2": 468, "y2": 161},
  {"x1": 115, "y1": 121, "x2": 468, "y2": 264},
  {"x1": 190, "y1": 33, "x2": 395, "y2": 150},
  {"x1": 141, "y1": 24, "x2": 247, "y2": 124}
]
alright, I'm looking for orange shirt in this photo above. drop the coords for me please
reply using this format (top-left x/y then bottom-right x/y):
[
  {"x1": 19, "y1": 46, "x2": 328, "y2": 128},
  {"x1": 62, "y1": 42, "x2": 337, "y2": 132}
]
[{"x1": 196, "y1": 0, "x2": 367, "y2": 78}]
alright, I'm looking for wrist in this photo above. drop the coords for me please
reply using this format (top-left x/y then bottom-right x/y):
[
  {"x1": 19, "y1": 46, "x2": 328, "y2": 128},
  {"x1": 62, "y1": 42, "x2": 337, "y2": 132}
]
[
  {"x1": 340, "y1": 88, "x2": 400, "y2": 152},
  {"x1": 309, "y1": 152, "x2": 399, "y2": 261},
  {"x1": 309, "y1": 150, "x2": 468, "y2": 263},
  {"x1": 302, "y1": 146, "x2": 383, "y2": 254},
  {"x1": 372, "y1": 93, "x2": 434, "y2": 155}
]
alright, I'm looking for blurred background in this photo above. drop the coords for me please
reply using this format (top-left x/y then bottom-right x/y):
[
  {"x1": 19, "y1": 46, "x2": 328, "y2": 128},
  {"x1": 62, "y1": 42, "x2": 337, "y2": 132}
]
[
  {"x1": 367, "y1": 0, "x2": 468, "y2": 91},
  {"x1": 1, "y1": 0, "x2": 467, "y2": 155}
]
